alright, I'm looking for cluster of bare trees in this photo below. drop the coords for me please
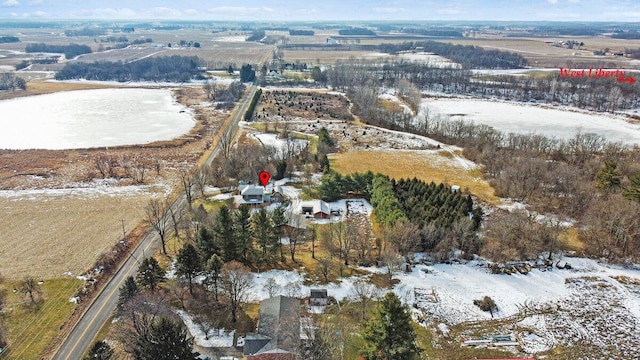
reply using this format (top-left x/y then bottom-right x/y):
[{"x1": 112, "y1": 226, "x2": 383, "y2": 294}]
[{"x1": 92, "y1": 153, "x2": 162, "y2": 184}]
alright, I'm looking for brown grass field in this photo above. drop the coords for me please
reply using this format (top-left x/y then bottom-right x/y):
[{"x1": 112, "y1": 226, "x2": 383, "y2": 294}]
[
  {"x1": 330, "y1": 149, "x2": 500, "y2": 204},
  {"x1": 0, "y1": 192, "x2": 152, "y2": 280}
]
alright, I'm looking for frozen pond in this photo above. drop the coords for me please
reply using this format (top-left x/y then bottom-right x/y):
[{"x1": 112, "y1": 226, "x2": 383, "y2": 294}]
[
  {"x1": 0, "y1": 88, "x2": 195, "y2": 150},
  {"x1": 423, "y1": 98, "x2": 640, "y2": 145}
]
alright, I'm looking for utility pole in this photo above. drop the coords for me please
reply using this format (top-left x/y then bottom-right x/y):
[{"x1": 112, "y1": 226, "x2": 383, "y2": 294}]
[{"x1": 121, "y1": 219, "x2": 126, "y2": 242}]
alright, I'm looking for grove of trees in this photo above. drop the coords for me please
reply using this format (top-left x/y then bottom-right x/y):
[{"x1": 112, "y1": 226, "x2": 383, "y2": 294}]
[
  {"x1": 25, "y1": 43, "x2": 92, "y2": 58},
  {"x1": 55, "y1": 55, "x2": 203, "y2": 82}
]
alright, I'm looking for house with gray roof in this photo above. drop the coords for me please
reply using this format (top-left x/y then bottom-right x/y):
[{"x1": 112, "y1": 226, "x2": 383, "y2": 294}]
[{"x1": 244, "y1": 296, "x2": 300, "y2": 360}]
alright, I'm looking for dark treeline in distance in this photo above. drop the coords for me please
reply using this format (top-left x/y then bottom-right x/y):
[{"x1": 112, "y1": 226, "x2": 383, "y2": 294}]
[
  {"x1": 0, "y1": 36, "x2": 19, "y2": 43},
  {"x1": 25, "y1": 43, "x2": 92, "y2": 59},
  {"x1": 289, "y1": 29, "x2": 314, "y2": 36},
  {"x1": 64, "y1": 28, "x2": 107, "y2": 37},
  {"x1": 0, "y1": 72, "x2": 26, "y2": 91},
  {"x1": 55, "y1": 55, "x2": 203, "y2": 82},
  {"x1": 246, "y1": 29, "x2": 265, "y2": 42},
  {"x1": 338, "y1": 27, "x2": 376, "y2": 36},
  {"x1": 377, "y1": 41, "x2": 528, "y2": 69}
]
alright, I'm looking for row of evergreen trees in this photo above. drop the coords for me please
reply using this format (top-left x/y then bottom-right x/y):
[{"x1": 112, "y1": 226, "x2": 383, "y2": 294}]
[{"x1": 197, "y1": 204, "x2": 288, "y2": 266}]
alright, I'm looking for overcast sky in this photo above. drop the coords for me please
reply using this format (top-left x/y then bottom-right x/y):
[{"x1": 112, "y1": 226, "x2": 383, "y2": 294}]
[{"x1": 1, "y1": 0, "x2": 639, "y2": 22}]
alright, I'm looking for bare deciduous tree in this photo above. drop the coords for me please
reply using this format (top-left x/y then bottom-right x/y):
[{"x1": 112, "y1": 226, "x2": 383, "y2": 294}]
[
  {"x1": 350, "y1": 278, "x2": 380, "y2": 320},
  {"x1": 144, "y1": 197, "x2": 171, "y2": 255},
  {"x1": 221, "y1": 261, "x2": 254, "y2": 323},
  {"x1": 20, "y1": 276, "x2": 43, "y2": 305}
]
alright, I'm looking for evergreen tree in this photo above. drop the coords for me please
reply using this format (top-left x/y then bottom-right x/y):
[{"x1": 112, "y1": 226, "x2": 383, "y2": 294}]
[
  {"x1": 84, "y1": 340, "x2": 113, "y2": 360},
  {"x1": 175, "y1": 243, "x2": 202, "y2": 295},
  {"x1": 362, "y1": 292, "x2": 420, "y2": 360},
  {"x1": 133, "y1": 317, "x2": 199, "y2": 360},
  {"x1": 214, "y1": 205, "x2": 237, "y2": 262},
  {"x1": 234, "y1": 205, "x2": 254, "y2": 264},
  {"x1": 136, "y1": 257, "x2": 165, "y2": 292},
  {"x1": 252, "y1": 208, "x2": 273, "y2": 264},
  {"x1": 117, "y1": 276, "x2": 138, "y2": 308},
  {"x1": 204, "y1": 254, "x2": 224, "y2": 302},
  {"x1": 596, "y1": 159, "x2": 621, "y2": 192},
  {"x1": 271, "y1": 206, "x2": 288, "y2": 261},
  {"x1": 318, "y1": 127, "x2": 334, "y2": 146},
  {"x1": 196, "y1": 226, "x2": 219, "y2": 261},
  {"x1": 623, "y1": 173, "x2": 640, "y2": 202}
]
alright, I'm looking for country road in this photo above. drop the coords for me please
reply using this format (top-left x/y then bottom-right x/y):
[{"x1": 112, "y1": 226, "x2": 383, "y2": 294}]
[{"x1": 52, "y1": 85, "x2": 258, "y2": 360}]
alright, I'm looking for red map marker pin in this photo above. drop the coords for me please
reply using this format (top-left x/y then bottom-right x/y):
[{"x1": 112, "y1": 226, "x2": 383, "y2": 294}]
[{"x1": 259, "y1": 171, "x2": 270, "y2": 187}]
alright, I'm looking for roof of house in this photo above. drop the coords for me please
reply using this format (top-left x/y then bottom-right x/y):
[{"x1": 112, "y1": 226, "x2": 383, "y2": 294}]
[
  {"x1": 255, "y1": 296, "x2": 300, "y2": 354},
  {"x1": 310, "y1": 289, "x2": 327, "y2": 297},
  {"x1": 300, "y1": 200, "x2": 330, "y2": 215},
  {"x1": 242, "y1": 185, "x2": 265, "y2": 197}
]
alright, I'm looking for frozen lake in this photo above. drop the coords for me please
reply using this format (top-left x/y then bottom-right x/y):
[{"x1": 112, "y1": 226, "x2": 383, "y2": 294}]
[
  {"x1": 423, "y1": 98, "x2": 640, "y2": 145},
  {"x1": 0, "y1": 88, "x2": 195, "y2": 150}
]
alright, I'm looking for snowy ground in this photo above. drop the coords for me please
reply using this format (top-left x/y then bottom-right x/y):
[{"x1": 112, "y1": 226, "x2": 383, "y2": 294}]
[
  {"x1": 395, "y1": 257, "x2": 640, "y2": 357},
  {"x1": 248, "y1": 132, "x2": 309, "y2": 155},
  {"x1": 422, "y1": 97, "x2": 640, "y2": 145},
  {"x1": 176, "y1": 310, "x2": 235, "y2": 348},
  {"x1": 0, "y1": 88, "x2": 195, "y2": 150}
]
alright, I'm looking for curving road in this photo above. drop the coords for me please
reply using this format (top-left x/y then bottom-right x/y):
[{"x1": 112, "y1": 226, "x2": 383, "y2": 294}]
[{"x1": 52, "y1": 85, "x2": 258, "y2": 360}]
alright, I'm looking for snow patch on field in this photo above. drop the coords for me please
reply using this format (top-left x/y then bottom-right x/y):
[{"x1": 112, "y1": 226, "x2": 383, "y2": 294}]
[
  {"x1": 423, "y1": 98, "x2": 640, "y2": 144},
  {"x1": 0, "y1": 182, "x2": 166, "y2": 200},
  {"x1": 176, "y1": 310, "x2": 235, "y2": 348}
]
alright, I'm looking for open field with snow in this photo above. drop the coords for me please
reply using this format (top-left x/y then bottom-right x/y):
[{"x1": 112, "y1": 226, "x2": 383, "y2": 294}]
[
  {"x1": 423, "y1": 98, "x2": 640, "y2": 145},
  {"x1": 0, "y1": 88, "x2": 196, "y2": 150}
]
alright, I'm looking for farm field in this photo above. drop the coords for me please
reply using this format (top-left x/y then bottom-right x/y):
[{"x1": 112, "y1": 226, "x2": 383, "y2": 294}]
[
  {"x1": 330, "y1": 149, "x2": 499, "y2": 204},
  {"x1": 0, "y1": 191, "x2": 153, "y2": 280},
  {"x1": 422, "y1": 97, "x2": 640, "y2": 144}
]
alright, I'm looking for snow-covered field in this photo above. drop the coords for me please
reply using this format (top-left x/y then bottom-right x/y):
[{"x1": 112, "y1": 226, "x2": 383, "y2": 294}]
[
  {"x1": 399, "y1": 257, "x2": 640, "y2": 357},
  {"x1": 423, "y1": 98, "x2": 640, "y2": 144},
  {"x1": 0, "y1": 88, "x2": 195, "y2": 150},
  {"x1": 248, "y1": 132, "x2": 309, "y2": 155}
]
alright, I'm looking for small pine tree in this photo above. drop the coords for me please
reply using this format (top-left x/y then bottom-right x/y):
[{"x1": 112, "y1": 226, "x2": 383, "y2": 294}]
[
  {"x1": 117, "y1": 276, "x2": 138, "y2": 308},
  {"x1": 84, "y1": 340, "x2": 113, "y2": 360},
  {"x1": 136, "y1": 257, "x2": 165, "y2": 292},
  {"x1": 362, "y1": 292, "x2": 420, "y2": 360},
  {"x1": 215, "y1": 205, "x2": 237, "y2": 262},
  {"x1": 133, "y1": 317, "x2": 199, "y2": 360},
  {"x1": 204, "y1": 254, "x2": 224, "y2": 302},
  {"x1": 623, "y1": 173, "x2": 640, "y2": 202},
  {"x1": 176, "y1": 243, "x2": 202, "y2": 295},
  {"x1": 596, "y1": 159, "x2": 621, "y2": 192}
]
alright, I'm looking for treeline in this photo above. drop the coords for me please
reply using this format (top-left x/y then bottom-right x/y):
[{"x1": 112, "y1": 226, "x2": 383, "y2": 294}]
[
  {"x1": 289, "y1": 29, "x2": 314, "y2": 36},
  {"x1": 246, "y1": 29, "x2": 265, "y2": 42},
  {"x1": 0, "y1": 72, "x2": 26, "y2": 91},
  {"x1": 25, "y1": 43, "x2": 92, "y2": 59},
  {"x1": 374, "y1": 60, "x2": 639, "y2": 112},
  {"x1": 64, "y1": 28, "x2": 107, "y2": 37},
  {"x1": 611, "y1": 31, "x2": 640, "y2": 39},
  {"x1": 243, "y1": 88, "x2": 262, "y2": 120},
  {"x1": 377, "y1": 41, "x2": 528, "y2": 69},
  {"x1": 55, "y1": 55, "x2": 203, "y2": 82},
  {"x1": 339, "y1": 27, "x2": 376, "y2": 36},
  {"x1": 197, "y1": 204, "x2": 287, "y2": 265},
  {"x1": 0, "y1": 36, "x2": 19, "y2": 43},
  {"x1": 402, "y1": 29, "x2": 463, "y2": 37}
]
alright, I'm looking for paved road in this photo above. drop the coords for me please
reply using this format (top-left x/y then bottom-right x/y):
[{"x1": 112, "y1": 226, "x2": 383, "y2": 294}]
[{"x1": 52, "y1": 85, "x2": 258, "y2": 360}]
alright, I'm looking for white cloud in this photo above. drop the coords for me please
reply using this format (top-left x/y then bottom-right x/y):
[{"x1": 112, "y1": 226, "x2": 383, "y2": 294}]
[
  {"x1": 183, "y1": 9, "x2": 200, "y2": 16},
  {"x1": 373, "y1": 7, "x2": 405, "y2": 14},
  {"x1": 147, "y1": 7, "x2": 183, "y2": 18},
  {"x1": 27, "y1": 0, "x2": 43, "y2": 5},
  {"x1": 2, "y1": 0, "x2": 20, "y2": 7},
  {"x1": 10, "y1": 11, "x2": 16, "y2": 16},
  {"x1": 567, "y1": 0, "x2": 581, "y2": 3},
  {"x1": 547, "y1": 0, "x2": 558, "y2": 4},
  {"x1": 207, "y1": 6, "x2": 275, "y2": 15},
  {"x1": 73, "y1": 8, "x2": 137, "y2": 19}
]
